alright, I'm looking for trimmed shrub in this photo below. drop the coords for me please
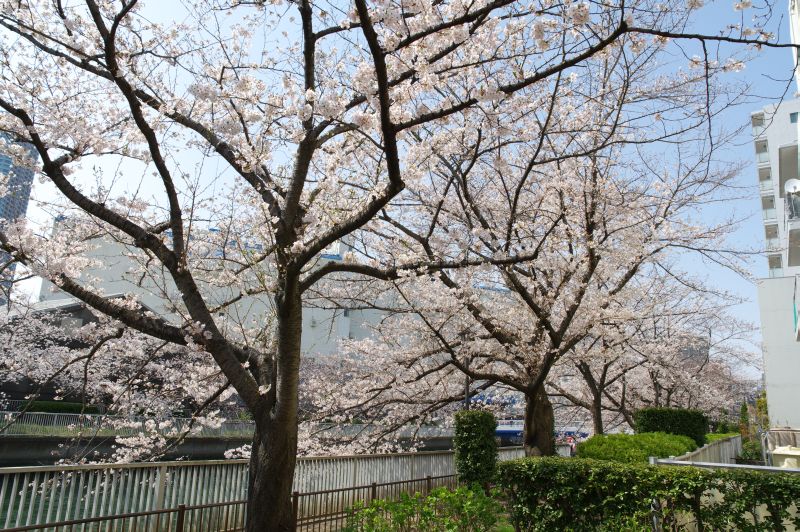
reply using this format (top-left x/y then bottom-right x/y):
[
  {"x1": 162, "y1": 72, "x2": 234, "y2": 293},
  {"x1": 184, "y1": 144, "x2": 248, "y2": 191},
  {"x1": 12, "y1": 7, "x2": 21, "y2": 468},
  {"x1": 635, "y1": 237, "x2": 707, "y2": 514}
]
[
  {"x1": 577, "y1": 432, "x2": 696, "y2": 463},
  {"x1": 453, "y1": 410, "x2": 497, "y2": 486},
  {"x1": 496, "y1": 457, "x2": 800, "y2": 531},
  {"x1": 343, "y1": 486, "x2": 502, "y2": 531},
  {"x1": 634, "y1": 407, "x2": 708, "y2": 447},
  {"x1": 706, "y1": 433, "x2": 739, "y2": 444}
]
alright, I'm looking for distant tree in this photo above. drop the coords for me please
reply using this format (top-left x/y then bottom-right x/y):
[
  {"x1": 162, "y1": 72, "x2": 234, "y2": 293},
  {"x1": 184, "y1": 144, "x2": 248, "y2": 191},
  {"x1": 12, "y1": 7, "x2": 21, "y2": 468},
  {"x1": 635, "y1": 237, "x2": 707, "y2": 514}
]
[{"x1": 739, "y1": 402, "x2": 751, "y2": 440}]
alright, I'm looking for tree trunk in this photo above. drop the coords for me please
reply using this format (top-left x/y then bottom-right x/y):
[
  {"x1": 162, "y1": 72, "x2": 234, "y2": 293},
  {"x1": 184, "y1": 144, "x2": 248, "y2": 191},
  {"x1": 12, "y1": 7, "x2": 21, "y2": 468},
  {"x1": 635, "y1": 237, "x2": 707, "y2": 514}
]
[
  {"x1": 246, "y1": 420, "x2": 297, "y2": 531},
  {"x1": 591, "y1": 394, "x2": 604, "y2": 435},
  {"x1": 523, "y1": 384, "x2": 555, "y2": 456},
  {"x1": 245, "y1": 275, "x2": 302, "y2": 532}
]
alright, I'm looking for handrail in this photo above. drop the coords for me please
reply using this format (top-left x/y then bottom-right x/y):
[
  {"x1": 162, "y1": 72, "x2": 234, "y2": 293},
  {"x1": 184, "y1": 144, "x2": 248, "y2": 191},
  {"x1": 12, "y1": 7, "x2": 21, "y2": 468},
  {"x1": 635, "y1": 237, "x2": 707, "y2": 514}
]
[{"x1": 655, "y1": 459, "x2": 800, "y2": 474}]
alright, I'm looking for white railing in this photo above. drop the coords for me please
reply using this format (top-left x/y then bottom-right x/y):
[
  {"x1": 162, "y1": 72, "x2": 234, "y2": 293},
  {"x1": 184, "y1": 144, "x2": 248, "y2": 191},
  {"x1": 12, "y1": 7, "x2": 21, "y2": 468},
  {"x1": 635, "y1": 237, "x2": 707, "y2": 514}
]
[
  {"x1": 0, "y1": 448, "x2": 524, "y2": 529},
  {"x1": 0, "y1": 411, "x2": 255, "y2": 439},
  {"x1": 763, "y1": 207, "x2": 777, "y2": 221},
  {"x1": 760, "y1": 179, "x2": 773, "y2": 192},
  {"x1": 756, "y1": 150, "x2": 770, "y2": 165}
]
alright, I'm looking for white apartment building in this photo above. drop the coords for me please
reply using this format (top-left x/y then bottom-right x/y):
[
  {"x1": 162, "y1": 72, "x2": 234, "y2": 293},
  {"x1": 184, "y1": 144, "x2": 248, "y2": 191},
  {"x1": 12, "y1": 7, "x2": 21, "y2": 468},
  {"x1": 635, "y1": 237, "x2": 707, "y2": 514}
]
[{"x1": 752, "y1": 98, "x2": 800, "y2": 429}]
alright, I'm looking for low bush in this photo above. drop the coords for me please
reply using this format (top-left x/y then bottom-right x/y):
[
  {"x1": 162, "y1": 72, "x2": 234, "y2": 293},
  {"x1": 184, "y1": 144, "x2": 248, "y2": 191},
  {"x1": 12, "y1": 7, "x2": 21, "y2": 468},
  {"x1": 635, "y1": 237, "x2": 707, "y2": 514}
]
[
  {"x1": 496, "y1": 457, "x2": 800, "y2": 531},
  {"x1": 706, "y1": 432, "x2": 739, "y2": 444},
  {"x1": 715, "y1": 420, "x2": 734, "y2": 433},
  {"x1": 634, "y1": 407, "x2": 708, "y2": 447},
  {"x1": 343, "y1": 486, "x2": 502, "y2": 531},
  {"x1": 453, "y1": 410, "x2": 497, "y2": 486},
  {"x1": 740, "y1": 438, "x2": 764, "y2": 462},
  {"x1": 576, "y1": 432, "x2": 697, "y2": 463}
]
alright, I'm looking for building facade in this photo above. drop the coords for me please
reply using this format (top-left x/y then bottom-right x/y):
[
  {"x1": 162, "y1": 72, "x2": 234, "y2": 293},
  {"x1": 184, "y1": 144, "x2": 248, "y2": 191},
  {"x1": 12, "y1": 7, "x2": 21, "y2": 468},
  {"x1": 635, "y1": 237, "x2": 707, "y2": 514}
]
[
  {"x1": 38, "y1": 235, "x2": 385, "y2": 359},
  {"x1": 0, "y1": 145, "x2": 35, "y2": 222},
  {"x1": 0, "y1": 139, "x2": 36, "y2": 305},
  {"x1": 752, "y1": 99, "x2": 800, "y2": 429}
]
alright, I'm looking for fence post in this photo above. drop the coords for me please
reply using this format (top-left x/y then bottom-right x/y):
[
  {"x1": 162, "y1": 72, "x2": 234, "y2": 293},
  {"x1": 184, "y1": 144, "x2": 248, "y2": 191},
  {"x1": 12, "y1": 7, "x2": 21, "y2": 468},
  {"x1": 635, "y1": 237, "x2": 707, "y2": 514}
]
[
  {"x1": 426, "y1": 475, "x2": 432, "y2": 495},
  {"x1": 370, "y1": 482, "x2": 377, "y2": 502},
  {"x1": 648, "y1": 456, "x2": 661, "y2": 531},
  {"x1": 292, "y1": 491, "x2": 299, "y2": 531},
  {"x1": 154, "y1": 465, "x2": 168, "y2": 510},
  {"x1": 175, "y1": 504, "x2": 186, "y2": 532}
]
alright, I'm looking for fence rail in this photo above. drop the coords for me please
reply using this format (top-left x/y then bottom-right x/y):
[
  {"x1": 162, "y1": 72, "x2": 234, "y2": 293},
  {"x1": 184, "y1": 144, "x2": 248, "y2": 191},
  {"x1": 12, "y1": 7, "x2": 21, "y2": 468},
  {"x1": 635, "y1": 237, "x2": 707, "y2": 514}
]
[
  {"x1": 0, "y1": 448, "x2": 524, "y2": 530},
  {"x1": 0, "y1": 411, "x2": 254, "y2": 439}
]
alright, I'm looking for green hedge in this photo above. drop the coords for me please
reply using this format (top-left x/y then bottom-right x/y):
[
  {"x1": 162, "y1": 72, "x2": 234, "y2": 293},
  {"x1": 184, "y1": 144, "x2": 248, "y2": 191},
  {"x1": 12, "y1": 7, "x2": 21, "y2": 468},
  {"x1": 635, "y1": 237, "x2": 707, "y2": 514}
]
[
  {"x1": 343, "y1": 486, "x2": 502, "y2": 531},
  {"x1": 453, "y1": 410, "x2": 497, "y2": 486},
  {"x1": 496, "y1": 457, "x2": 800, "y2": 531},
  {"x1": 15, "y1": 401, "x2": 100, "y2": 414},
  {"x1": 634, "y1": 407, "x2": 708, "y2": 447},
  {"x1": 577, "y1": 432, "x2": 697, "y2": 463}
]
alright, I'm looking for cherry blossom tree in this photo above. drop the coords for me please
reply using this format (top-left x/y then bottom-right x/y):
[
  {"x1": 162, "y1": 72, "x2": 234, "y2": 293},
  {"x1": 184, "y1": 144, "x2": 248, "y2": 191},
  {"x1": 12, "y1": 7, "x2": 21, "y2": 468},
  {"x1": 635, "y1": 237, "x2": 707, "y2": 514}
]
[
  {"x1": 0, "y1": 287, "x2": 243, "y2": 463},
  {"x1": 0, "y1": 0, "x2": 792, "y2": 528},
  {"x1": 548, "y1": 280, "x2": 757, "y2": 434},
  {"x1": 303, "y1": 7, "x2": 773, "y2": 456}
]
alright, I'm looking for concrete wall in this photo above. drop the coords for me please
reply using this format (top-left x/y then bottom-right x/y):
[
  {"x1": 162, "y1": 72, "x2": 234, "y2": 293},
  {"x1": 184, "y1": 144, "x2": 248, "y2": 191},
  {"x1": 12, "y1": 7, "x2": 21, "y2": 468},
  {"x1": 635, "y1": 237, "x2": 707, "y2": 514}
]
[
  {"x1": 674, "y1": 435, "x2": 742, "y2": 464},
  {"x1": 757, "y1": 276, "x2": 800, "y2": 428}
]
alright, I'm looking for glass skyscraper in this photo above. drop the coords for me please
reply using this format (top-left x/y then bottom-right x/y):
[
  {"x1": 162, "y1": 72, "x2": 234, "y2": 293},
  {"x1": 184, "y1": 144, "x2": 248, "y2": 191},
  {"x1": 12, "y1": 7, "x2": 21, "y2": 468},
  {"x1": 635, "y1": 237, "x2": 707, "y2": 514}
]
[
  {"x1": 0, "y1": 139, "x2": 36, "y2": 305},
  {"x1": 0, "y1": 145, "x2": 35, "y2": 222}
]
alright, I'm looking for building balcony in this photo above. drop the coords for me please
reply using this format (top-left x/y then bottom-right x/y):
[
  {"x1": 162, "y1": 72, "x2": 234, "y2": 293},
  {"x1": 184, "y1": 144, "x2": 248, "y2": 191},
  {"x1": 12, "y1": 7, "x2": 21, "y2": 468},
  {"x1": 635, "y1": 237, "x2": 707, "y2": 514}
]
[
  {"x1": 760, "y1": 179, "x2": 774, "y2": 194},
  {"x1": 769, "y1": 267, "x2": 784, "y2": 278},
  {"x1": 752, "y1": 124, "x2": 766, "y2": 138},
  {"x1": 756, "y1": 151, "x2": 770, "y2": 166},
  {"x1": 766, "y1": 237, "x2": 780, "y2": 251},
  {"x1": 763, "y1": 207, "x2": 777, "y2": 221}
]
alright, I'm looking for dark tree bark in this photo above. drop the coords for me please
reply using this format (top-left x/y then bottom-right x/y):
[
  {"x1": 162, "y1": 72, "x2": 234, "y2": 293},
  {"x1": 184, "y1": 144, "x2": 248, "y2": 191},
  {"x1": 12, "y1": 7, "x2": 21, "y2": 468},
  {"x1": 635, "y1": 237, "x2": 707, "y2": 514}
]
[
  {"x1": 523, "y1": 384, "x2": 555, "y2": 456},
  {"x1": 247, "y1": 421, "x2": 296, "y2": 531},
  {"x1": 246, "y1": 275, "x2": 302, "y2": 532},
  {"x1": 590, "y1": 395, "x2": 604, "y2": 436}
]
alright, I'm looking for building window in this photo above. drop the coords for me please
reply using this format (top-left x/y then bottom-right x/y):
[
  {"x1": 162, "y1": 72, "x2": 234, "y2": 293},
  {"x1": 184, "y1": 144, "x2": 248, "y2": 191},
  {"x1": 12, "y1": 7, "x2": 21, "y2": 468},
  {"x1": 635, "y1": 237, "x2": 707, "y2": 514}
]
[
  {"x1": 768, "y1": 254, "x2": 783, "y2": 278},
  {"x1": 791, "y1": 112, "x2": 798, "y2": 124},
  {"x1": 343, "y1": 308, "x2": 351, "y2": 317}
]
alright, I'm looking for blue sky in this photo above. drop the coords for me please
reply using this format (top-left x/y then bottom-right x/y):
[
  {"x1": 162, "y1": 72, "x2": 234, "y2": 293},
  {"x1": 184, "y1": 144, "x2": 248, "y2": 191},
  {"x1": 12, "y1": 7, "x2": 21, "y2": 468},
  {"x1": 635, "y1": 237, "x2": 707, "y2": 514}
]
[{"x1": 678, "y1": 0, "x2": 797, "y2": 353}]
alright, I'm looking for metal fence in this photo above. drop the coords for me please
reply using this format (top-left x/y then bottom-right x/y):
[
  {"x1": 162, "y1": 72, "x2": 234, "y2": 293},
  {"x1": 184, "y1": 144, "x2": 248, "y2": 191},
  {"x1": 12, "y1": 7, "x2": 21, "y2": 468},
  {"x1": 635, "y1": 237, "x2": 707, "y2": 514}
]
[
  {"x1": 0, "y1": 473, "x2": 461, "y2": 532},
  {"x1": 0, "y1": 448, "x2": 524, "y2": 530},
  {"x1": 0, "y1": 403, "x2": 106, "y2": 415},
  {"x1": 0, "y1": 413, "x2": 457, "y2": 441}
]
